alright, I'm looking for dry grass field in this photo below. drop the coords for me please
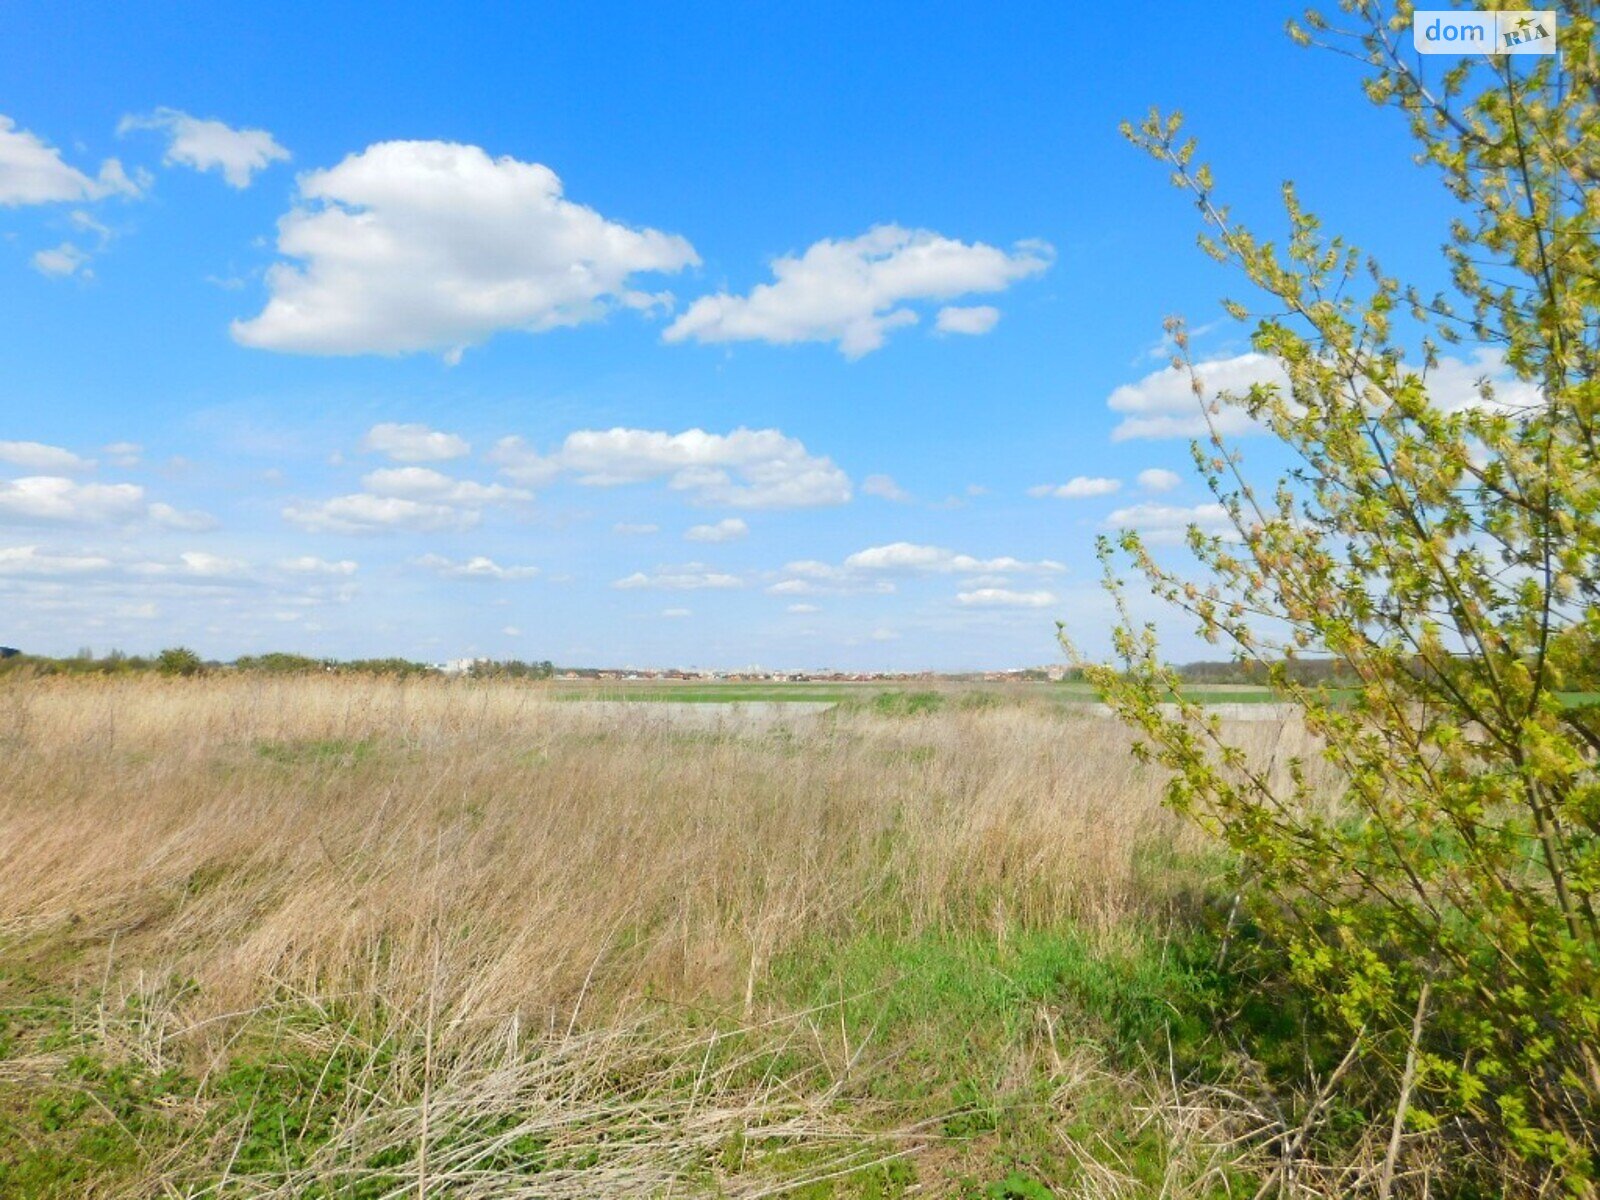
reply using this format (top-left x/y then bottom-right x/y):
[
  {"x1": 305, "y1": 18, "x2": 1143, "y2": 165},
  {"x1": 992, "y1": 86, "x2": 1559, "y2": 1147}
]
[{"x1": 0, "y1": 674, "x2": 1345, "y2": 1197}]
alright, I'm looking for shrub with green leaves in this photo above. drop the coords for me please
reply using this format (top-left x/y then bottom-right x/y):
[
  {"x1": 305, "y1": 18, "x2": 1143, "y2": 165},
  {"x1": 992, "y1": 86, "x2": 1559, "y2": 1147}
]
[
  {"x1": 1074, "y1": 3, "x2": 1600, "y2": 1191},
  {"x1": 155, "y1": 647, "x2": 204, "y2": 677}
]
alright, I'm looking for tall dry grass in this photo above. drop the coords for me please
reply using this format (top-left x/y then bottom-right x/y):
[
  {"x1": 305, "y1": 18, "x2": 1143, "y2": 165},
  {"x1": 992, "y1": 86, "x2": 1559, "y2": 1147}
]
[
  {"x1": 0, "y1": 675, "x2": 1350, "y2": 1196},
  {"x1": 0, "y1": 675, "x2": 1291, "y2": 1021}
]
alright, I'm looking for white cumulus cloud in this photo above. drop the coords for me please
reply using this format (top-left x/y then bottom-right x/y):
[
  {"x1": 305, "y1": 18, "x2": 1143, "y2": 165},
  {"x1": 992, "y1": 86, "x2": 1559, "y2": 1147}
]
[
  {"x1": 954, "y1": 588, "x2": 1057, "y2": 608},
  {"x1": 0, "y1": 476, "x2": 147, "y2": 525},
  {"x1": 361, "y1": 422, "x2": 470, "y2": 462},
  {"x1": 119, "y1": 108, "x2": 289, "y2": 188},
  {"x1": 1136, "y1": 468, "x2": 1181, "y2": 493},
  {"x1": 0, "y1": 115, "x2": 141, "y2": 207},
  {"x1": 685, "y1": 517, "x2": 748, "y2": 542},
  {"x1": 31, "y1": 242, "x2": 92, "y2": 278},
  {"x1": 765, "y1": 542, "x2": 1061, "y2": 597},
  {"x1": 413, "y1": 553, "x2": 538, "y2": 581},
  {"x1": 232, "y1": 140, "x2": 699, "y2": 359},
  {"x1": 490, "y1": 426, "x2": 850, "y2": 510},
  {"x1": 361, "y1": 467, "x2": 530, "y2": 505},
  {"x1": 934, "y1": 304, "x2": 1000, "y2": 336},
  {"x1": 0, "y1": 441, "x2": 93, "y2": 472},
  {"x1": 129, "y1": 551, "x2": 250, "y2": 579},
  {"x1": 278, "y1": 555, "x2": 358, "y2": 576},
  {"x1": 1105, "y1": 501, "x2": 1237, "y2": 546},
  {"x1": 664, "y1": 225, "x2": 1050, "y2": 358},
  {"x1": 282, "y1": 493, "x2": 480, "y2": 534},
  {"x1": 842, "y1": 542, "x2": 1065, "y2": 575},
  {"x1": 1108, "y1": 352, "x2": 1285, "y2": 442},
  {"x1": 149, "y1": 502, "x2": 220, "y2": 532},
  {"x1": 613, "y1": 567, "x2": 742, "y2": 590},
  {"x1": 1027, "y1": 476, "x2": 1121, "y2": 499}
]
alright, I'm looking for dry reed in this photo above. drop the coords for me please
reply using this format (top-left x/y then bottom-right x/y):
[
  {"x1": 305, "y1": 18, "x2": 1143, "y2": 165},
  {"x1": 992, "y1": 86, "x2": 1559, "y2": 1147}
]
[{"x1": 0, "y1": 674, "x2": 1351, "y2": 1196}]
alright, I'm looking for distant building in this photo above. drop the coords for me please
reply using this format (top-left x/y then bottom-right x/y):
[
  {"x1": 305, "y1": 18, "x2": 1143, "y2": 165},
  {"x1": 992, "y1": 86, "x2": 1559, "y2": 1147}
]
[{"x1": 433, "y1": 657, "x2": 489, "y2": 676}]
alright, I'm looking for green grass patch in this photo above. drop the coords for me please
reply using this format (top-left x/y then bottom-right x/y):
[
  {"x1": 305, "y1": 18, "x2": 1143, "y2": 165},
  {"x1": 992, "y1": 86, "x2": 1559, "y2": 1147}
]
[
  {"x1": 769, "y1": 927, "x2": 1213, "y2": 1087},
  {"x1": 253, "y1": 736, "x2": 378, "y2": 767},
  {"x1": 763, "y1": 924, "x2": 1227, "y2": 1188},
  {"x1": 866, "y1": 690, "x2": 945, "y2": 717}
]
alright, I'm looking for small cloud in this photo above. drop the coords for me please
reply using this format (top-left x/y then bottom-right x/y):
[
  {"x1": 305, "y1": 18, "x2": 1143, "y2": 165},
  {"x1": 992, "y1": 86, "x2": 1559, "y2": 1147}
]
[
  {"x1": 361, "y1": 422, "x2": 470, "y2": 462},
  {"x1": 361, "y1": 466, "x2": 529, "y2": 505},
  {"x1": 413, "y1": 553, "x2": 538, "y2": 581},
  {"x1": 149, "y1": 502, "x2": 220, "y2": 531},
  {"x1": 684, "y1": 517, "x2": 748, "y2": 542},
  {"x1": 283, "y1": 494, "x2": 479, "y2": 534},
  {"x1": 613, "y1": 567, "x2": 742, "y2": 590},
  {"x1": 660, "y1": 607, "x2": 692, "y2": 618},
  {"x1": 955, "y1": 587, "x2": 1057, "y2": 608},
  {"x1": 0, "y1": 115, "x2": 142, "y2": 206},
  {"x1": 1027, "y1": 476, "x2": 1121, "y2": 500},
  {"x1": 68, "y1": 209, "x2": 112, "y2": 246},
  {"x1": 31, "y1": 241, "x2": 91, "y2": 278},
  {"x1": 118, "y1": 108, "x2": 289, "y2": 188},
  {"x1": 1137, "y1": 467, "x2": 1181, "y2": 493},
  {"x1": 613, "y1": 522, "x2": 659, "y2": 535},
  {"x1": 1105, "y1": 501, "x2": 1237, "y2": 546},
  {"x1": 0, "y1": 476, "x2": 146, "y2": 525},
  {"x1": 786, "y1": 602, "x2": 819, "y2": 613},
  {"x1": 502, "y1": 625, "x2": 522, "y2": 636},
  {"x1": 492, "y1": 426, "x2": 851, "y2": 510},
  {"x1": 842, "y1": 542, "x2": 1065, "y2": 575},
  {"x1": 102, "y1": 441, "x2": 142, "y2": 467},
  {"x1": 0, "y1": 440, "x2": 93, "y2": 472},
  {"x1": 934, "y1": 304, "x2": 1000, "y2": 336},
  {"x1": 130, "y1": 550, "x2": 249, "y2": 579},
  {"x1": 278, "y1": 555, "x2": 358, "y2": 576},
  {"x1": 861, "y1": 473, "x2": 912, "y2": 503},
  {"x1": 870, "y1": 628, "x2": 900, "y2": 641}
]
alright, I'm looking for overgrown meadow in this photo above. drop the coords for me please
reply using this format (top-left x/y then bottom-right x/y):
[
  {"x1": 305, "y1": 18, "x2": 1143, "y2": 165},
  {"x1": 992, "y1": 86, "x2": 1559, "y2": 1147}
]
[{"x1": 0, "y1": 673, "x2": 1355, "y2": 1198}]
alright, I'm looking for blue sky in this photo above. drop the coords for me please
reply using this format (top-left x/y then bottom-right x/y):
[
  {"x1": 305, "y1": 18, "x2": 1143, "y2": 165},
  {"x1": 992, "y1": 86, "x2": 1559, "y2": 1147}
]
[{"x1": 1, "y1": 2, "x2": 1481, "y2": 668}]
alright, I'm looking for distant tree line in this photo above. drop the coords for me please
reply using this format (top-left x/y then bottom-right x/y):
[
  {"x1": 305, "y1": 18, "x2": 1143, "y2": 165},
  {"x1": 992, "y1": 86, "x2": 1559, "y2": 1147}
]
[
  {"x1": 231, "y1": 653, "x2": 437, "y2": 677},
  {"x1": 3, "y1": 645, "x2": 1590, "y2": 692},
  {"x1": 0, "y1": 649, "x2": 556, "y2": 681},
  {"x1": 466, "y1": 659, "x2": 555, "y2": 679},
  {"x1": 0, "y1": 648, "x2": 166, "y2": 676}
]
